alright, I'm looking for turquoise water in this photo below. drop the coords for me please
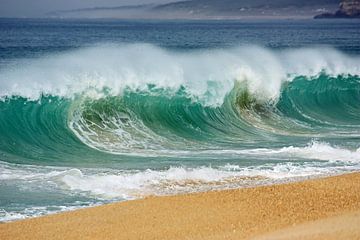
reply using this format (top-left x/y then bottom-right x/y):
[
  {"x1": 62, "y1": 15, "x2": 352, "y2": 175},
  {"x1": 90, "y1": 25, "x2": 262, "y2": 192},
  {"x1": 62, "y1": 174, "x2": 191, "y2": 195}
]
[{"x1": 0, "y1": 19, "x2": 360, "y2": 221}]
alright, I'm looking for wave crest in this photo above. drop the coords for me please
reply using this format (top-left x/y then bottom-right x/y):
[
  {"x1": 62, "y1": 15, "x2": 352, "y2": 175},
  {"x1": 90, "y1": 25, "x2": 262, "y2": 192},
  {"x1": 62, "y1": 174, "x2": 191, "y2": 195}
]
[
  {"x1": 1, "y1": 44, "x2": 359, "y2": 105},
  {"x1": 0, "y1": 44, "x2": 359, "y2": 158}
]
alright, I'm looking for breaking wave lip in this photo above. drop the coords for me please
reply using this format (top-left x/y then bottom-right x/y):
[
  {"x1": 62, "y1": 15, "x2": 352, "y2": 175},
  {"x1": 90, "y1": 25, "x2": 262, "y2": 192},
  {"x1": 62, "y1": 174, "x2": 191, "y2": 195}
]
[
  {"x1": 0, "y1": 44, "x2": 359, "y2": 157},
  {"x1": 67, "y1": 74, "x2": 360, "y2": 155},
  {"x1": 0, "y1": 44, "x2": 359, "y2": 104}
]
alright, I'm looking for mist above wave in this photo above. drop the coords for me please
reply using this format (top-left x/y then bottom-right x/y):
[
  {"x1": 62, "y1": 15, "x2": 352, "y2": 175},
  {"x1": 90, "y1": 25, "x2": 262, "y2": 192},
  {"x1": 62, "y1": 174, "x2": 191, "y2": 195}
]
[{"x1": 0, "y1": 44, "x2": 359, "y2": 106}]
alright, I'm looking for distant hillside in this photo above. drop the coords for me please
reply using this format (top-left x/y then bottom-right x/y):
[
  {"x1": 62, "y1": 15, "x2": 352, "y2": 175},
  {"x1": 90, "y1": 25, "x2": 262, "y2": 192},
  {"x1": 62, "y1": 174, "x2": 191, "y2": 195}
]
[
  {"x1": 153, "y1": 0, "x2": 339, "y2": 18},
  {"x1": 156, "y1": 0, "x2": 339, "y2": 11},
  {"x1": 315, "y1": 0, "x2": 360, "y2": 18},
  {"x1": 48, "y1": 0, "x2": 340, "y2": 19},
  {"x1": 46, "y1": 4, "x2": 154, "y2": 18}
]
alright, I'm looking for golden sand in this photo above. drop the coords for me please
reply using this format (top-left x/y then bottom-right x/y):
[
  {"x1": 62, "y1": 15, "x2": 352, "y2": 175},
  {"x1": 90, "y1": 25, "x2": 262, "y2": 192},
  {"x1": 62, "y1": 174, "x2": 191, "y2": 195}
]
[
  {"x1": 1, "y1": 173, "x2": 360, "y2": 240},
  {"x1": 253, "y1": 210, "x2": 360, "y2": 240}
]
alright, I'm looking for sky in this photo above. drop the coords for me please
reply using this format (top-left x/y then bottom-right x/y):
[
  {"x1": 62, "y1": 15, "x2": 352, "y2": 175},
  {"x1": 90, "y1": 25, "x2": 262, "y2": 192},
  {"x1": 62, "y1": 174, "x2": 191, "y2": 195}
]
[{"x1": 0, "y1": 0, "x2": 172, "y2": 17}]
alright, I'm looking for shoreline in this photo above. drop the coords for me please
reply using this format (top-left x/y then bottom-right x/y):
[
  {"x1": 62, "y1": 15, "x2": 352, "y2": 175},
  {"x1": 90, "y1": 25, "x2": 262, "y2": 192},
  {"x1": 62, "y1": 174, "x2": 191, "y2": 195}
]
[{"x1": 1, "y1": 172, "x2": 360, "y2": 239}]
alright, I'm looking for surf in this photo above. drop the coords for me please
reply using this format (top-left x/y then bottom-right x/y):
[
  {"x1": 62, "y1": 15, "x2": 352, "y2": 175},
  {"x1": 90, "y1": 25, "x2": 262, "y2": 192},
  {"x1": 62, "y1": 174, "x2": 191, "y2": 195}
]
[
  {"x1": 0, "y1": 44, "x2": 359, "y2": 160},
  {"x1": 1, "y1": 44, "x2": 360, "y2": 222}
]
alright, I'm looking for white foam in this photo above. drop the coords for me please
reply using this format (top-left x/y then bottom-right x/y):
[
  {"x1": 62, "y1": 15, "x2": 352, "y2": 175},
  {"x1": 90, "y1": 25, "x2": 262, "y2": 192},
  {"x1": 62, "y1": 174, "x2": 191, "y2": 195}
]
[
  {"x1": 4, "y1": 148, "x2": 357, "y2": 200},
  {"x1": 0, "y1": 204, "x2": 98, "y2": 222},
  {"x1": 87, "y1": 141, "x2": 360, "y2": 163},
  {"x1": 1, "y1": 151, "x2": 359, "y2": 222},
  {"x1": 238, "y1": 141, "x2": 360, "y2": 163},
  {"x1": 52, "y1": 161, "x2": 360, "y2": 199},
  {"x1": 2, "y1": 160, "x2": 356, "y2": 222},
  {"x1": 1, "y1": 141, "x2": 359, "y2": 205},
  {"x1": 0, "y1": 210, "x2": 26, "y2": 222},
  {"x1": 0, "y1": 44, "x2": 359, "y2": 105},
  {"x1": 59, "y1": 166, "x2": 246, "y2": 198}
]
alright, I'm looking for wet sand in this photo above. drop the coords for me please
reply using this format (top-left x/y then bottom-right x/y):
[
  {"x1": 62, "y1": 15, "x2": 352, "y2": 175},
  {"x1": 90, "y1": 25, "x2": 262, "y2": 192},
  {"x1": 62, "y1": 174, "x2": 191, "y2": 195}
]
[{"x1": 1, "y1": 173, "x2": 360, "y2": 240}]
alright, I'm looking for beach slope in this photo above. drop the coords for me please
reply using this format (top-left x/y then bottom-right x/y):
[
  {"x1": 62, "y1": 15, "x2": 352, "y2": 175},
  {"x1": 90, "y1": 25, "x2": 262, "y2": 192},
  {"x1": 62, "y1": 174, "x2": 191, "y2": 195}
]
[{"x1": 1, "y1": 173, "x2": 360, "y2": 240}]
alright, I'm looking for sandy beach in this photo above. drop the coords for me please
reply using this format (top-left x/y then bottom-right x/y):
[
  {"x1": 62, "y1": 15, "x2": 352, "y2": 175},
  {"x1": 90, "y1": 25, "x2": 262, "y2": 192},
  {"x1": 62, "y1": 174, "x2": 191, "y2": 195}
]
[{"x1": 1, "y1": 173, "x2": 360, "y2": 240}]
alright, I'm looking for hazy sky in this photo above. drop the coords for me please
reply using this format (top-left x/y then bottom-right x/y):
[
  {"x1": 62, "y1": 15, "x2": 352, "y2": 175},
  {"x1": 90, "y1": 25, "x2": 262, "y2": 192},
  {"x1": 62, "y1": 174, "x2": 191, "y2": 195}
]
[{"x1": 0, "y1": 0, "x2": 173, "y2": 17}]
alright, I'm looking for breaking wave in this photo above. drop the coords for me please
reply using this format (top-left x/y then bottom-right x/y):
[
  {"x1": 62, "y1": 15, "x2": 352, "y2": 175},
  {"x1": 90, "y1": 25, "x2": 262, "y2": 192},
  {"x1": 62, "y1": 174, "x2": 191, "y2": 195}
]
[
  {"x1": 1, "y1": 44, "x2": 360, "y2": 221},
  {"x1": 0, "y1": 44, "x2": 359, "y2": 160}
]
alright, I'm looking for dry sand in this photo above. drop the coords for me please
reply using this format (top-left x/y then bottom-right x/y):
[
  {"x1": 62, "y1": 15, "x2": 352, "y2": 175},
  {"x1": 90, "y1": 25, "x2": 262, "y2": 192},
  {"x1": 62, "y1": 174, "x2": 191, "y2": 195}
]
[
  {"x1": 253, "y1": 210, "x2": 360, "y2": 240},
  {"x1": 1, "y1": 173, "x2": 360, "y2": 240}
]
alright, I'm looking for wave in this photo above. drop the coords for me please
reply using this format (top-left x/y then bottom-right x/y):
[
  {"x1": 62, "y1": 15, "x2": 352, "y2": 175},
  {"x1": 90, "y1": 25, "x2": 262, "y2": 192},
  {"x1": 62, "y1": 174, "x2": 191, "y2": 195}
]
[
  {"x1": 1, "y1": 152, "x2": 359, "y2": 201},
  {"x1": 2, "y1": 138, "x2": 360, "y2": 222},
  {"x1": 231, "y1": 141, "x2": 360, "y2": 163},
  {"x1": 0, "y1": 44, "x2": 359, "y2": 102},
  {"x1": 0, "y1": 76, "x2": 359, "y2": 159},
  {"x1": 0, "y1": 44, "x2": 359, "y2": 162}
]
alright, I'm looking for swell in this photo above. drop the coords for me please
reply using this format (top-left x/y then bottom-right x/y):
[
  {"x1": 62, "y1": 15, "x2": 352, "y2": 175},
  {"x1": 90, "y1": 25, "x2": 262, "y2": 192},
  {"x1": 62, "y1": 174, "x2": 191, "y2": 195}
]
[
  {"x1": 71, "y1": 74, "x2": 360, "y2": 153},
  {"x1": 0, "y1": 96, "x2": 142, "y2": 166},
  {"x1": 0, "y1": 97, "x2": 95, "y2": 165},
  {"x1": 0, "y1": 44, "x2": 359, "y2": 163},
  {"x1": 0, "y1": 74, "x2": 359, "y2": 163}
]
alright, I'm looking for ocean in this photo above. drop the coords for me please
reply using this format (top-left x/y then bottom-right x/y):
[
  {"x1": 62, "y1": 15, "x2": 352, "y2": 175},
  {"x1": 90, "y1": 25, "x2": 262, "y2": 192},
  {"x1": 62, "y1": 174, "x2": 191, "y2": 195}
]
[{"x1": 0, "y1": 18, "x2": 360, "y2": 221}]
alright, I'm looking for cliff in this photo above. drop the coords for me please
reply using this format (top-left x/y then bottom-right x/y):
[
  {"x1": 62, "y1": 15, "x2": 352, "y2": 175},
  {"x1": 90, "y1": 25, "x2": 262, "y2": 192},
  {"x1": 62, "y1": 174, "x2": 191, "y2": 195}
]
[
  {"x1": 48, "y1": 0, "x2": 339, "y2": 19},
  {"x1": 315, "y1": 0, "x2": 360, "y2": 18},
  {"x1": 153, "y1": 0, "x2": 339, "y2": 18}
]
